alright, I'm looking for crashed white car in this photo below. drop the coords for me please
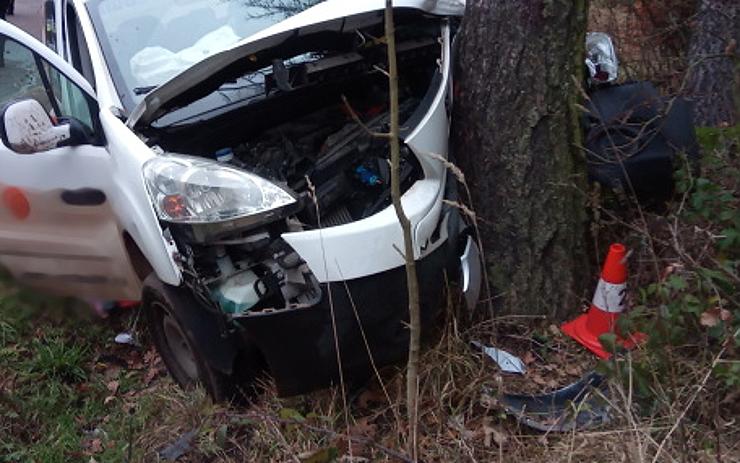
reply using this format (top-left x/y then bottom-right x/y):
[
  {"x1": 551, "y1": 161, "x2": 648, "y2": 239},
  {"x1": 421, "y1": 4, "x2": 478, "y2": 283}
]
[{"x1": 0, "y1": 0, "x2": 479, "y2": 399}]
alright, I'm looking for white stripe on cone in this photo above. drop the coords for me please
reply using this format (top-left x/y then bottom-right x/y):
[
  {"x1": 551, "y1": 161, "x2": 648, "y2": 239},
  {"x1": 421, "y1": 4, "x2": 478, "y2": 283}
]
[{"x1": 592, "y1": 279, "x2": 626, "y2": 314}]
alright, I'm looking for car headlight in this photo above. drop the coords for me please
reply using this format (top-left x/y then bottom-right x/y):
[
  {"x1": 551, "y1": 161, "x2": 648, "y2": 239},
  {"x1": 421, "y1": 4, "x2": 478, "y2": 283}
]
[{"x1": 143, "y1": 154, "x2": 296, "y2": 223}]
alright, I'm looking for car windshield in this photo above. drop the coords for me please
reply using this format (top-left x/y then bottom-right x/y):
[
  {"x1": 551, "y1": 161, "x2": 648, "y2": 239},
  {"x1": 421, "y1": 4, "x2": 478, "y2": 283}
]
[{"x1": 86, "y1": 0, "x2": 322, "y2": 112}]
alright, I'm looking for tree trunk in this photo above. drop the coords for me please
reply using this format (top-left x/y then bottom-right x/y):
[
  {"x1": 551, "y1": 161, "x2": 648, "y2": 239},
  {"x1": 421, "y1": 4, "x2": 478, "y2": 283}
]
[
  {"x1": 452, "y1": 0, "x2": 589, "y2": 318},
  {"x1": 686, "y1": 0, "x2": 739, "y2": 127}
]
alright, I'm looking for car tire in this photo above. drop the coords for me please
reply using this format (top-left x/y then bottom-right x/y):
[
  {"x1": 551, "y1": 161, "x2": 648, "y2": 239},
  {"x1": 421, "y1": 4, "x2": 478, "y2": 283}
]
[{"x1": 144, "y1": 283, "x2": 238, "y2": 402}]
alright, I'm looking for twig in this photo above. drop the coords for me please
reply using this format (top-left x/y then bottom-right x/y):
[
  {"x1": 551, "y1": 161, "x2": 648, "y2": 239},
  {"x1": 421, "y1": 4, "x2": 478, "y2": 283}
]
[
  {"x1": 650, "y1": 329, "x2": 738, "y2": 463},
  {"x1": 384, "y1": 1, "x2": 422, "y2": 460}
]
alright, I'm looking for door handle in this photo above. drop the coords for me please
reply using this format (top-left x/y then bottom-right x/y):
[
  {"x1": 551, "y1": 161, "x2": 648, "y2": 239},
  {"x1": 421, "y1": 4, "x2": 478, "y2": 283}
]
[{"x1": 61, "y1": 188, "x2": 107, "y2": 206}]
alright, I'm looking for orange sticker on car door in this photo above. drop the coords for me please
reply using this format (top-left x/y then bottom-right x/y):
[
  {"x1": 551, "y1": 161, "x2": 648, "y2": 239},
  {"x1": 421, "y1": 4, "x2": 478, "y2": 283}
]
[{"x1": 2, "y1": 187, "x2": 31, "y2": 220}]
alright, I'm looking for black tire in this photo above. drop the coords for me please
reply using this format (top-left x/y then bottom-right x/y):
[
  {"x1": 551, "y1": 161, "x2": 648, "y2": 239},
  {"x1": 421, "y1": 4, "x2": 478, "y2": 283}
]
[{"x1": 144, "y1": 282, "x2": 238, "y2": 402}]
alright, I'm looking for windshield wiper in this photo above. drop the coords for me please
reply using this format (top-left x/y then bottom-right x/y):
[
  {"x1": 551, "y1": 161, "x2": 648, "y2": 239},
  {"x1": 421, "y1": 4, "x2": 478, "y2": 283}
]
[{"x1": 133, "y1": 85, "x2": 158, "y2": 96}]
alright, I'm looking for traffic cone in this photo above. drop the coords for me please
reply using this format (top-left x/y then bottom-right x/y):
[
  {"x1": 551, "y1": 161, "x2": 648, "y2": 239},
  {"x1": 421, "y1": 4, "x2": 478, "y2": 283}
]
[{"x1": 562, "y1": 243, "x2": 644, "y2": 359}]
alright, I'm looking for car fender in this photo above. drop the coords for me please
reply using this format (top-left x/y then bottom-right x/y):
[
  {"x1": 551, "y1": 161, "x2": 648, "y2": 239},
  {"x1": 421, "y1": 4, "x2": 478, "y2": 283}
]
[
  {"x1": 142, "y1": 274, "x2": 238, "y2": 375},
  {"x1": 99, "y1": 110, "x2": 182, "y2": 286}
]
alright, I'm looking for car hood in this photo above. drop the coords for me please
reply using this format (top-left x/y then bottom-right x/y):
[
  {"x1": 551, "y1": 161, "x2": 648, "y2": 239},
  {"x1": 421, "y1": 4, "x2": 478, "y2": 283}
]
[{"x1": 126, "y1": 0, "x2": 465, "y2": 130}]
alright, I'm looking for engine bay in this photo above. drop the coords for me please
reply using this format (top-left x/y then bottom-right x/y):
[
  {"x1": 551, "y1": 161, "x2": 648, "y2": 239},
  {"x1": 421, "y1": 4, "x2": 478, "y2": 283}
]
[{"x1": 149, "y1": 15, "x2": 447, "y2": 317}]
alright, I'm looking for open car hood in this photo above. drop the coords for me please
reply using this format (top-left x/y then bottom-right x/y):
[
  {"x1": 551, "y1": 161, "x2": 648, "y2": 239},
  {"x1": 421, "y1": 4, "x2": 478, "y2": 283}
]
[{"x1": 126, "y1": 0, "x2": 465, "y2": 130}]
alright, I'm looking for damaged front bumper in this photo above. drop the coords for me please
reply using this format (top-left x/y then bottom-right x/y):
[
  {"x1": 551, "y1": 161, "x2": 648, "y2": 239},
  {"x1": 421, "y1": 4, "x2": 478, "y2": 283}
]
[{"x1": 236, "y1": 204, "x2": 470, "y2": 396}]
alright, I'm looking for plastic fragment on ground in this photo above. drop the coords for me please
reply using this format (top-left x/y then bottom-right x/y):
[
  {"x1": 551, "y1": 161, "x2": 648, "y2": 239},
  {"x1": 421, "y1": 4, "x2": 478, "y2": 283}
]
[
  {"x1": 501, "y1": 372, "x2": 611, "y2": 432},
  {"x1": 158, "y1": 429, "x2": 198, "y2": 461},
  {"x1": 114, "y1": 332, "x2": 135, "y2": 345},
  {"x1": 471, "y1": 341, "x2": 527, "y2": 374}
]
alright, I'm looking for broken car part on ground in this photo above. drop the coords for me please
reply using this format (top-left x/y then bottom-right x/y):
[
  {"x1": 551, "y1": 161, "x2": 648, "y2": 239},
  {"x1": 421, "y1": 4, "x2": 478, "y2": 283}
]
[{"x1": 0, "y1": 0, "x2": 478, "y2": 399}]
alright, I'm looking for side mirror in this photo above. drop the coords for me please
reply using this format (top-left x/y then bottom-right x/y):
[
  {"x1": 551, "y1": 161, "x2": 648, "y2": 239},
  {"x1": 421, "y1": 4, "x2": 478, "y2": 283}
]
[{"x1": 0, "y1": 99, "x2": 91, "y2": 154}]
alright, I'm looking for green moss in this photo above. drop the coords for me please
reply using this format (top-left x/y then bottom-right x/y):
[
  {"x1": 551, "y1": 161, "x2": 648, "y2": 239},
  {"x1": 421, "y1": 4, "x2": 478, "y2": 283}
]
[{"x1": 695, "y1": 125, "x2": 740, "y2": 152}]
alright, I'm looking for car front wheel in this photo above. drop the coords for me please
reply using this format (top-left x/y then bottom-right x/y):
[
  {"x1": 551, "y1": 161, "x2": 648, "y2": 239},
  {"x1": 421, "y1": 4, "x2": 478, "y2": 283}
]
[{"x1": 144, "y1": 280, "x2": 241, "y2": 401}]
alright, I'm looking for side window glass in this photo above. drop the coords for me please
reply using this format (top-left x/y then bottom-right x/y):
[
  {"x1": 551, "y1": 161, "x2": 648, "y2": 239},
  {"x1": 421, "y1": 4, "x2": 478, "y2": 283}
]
[
  {"x1": 74, "y1": 21, "x2": 96, "y2": 87},
  {"x1": 0, "y1": 37, "x2": 54, "y2": 113},
  {"x1": 66, "y1": 4, "x2": 95, "y2": 85},
  {"x1": 42, "y1": 61, "x2": 95, "y2": 132}
]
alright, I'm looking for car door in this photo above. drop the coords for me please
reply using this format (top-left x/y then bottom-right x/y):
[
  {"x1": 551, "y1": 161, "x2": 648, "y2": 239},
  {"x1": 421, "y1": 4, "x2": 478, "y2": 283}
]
[{"x1": 0, "y1": 22, "x2": 141, "y2": 300}]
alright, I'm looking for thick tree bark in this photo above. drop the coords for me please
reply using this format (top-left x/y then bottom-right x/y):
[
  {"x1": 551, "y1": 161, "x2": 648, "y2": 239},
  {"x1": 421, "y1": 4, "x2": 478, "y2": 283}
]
[
  {"x1": 686, "y1": 0, "x2": 739, "y2": 127},
  {"x1": 453, "y1": 0, "x2": 589, "y2": 318}
]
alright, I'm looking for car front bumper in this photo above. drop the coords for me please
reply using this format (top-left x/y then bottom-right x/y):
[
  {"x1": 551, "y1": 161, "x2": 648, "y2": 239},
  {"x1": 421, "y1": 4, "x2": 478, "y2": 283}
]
[{"x1": 236, "y1": 206, "x2": 474, "y2": 396}]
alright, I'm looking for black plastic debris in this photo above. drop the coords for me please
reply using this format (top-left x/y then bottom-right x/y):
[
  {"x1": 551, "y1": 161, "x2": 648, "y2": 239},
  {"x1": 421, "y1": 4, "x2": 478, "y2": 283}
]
[
  {"x1": 584, "y1": 81, "x2": 700, "y2": 204},
  {"x1": 501, "y1": 372, "x2": 611, "y2": 432}
]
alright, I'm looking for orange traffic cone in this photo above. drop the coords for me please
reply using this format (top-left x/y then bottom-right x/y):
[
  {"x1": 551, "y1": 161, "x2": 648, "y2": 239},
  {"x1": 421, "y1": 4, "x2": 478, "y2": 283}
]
[{"x1": 562, "y1": 243, "x2": 644, "y2": 359}]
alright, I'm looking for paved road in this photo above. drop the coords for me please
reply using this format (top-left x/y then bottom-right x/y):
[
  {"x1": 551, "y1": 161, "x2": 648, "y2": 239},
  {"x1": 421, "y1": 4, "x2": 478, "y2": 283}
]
[{"x1": 7, "y1": 0, "x2": 43, "y2": 40}]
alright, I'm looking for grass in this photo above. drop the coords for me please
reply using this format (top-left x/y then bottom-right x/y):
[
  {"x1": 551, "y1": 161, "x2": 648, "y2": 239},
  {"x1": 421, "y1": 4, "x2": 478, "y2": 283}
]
[{"x1": 0, "y1": 285, "x2": 170, "y2": 462}]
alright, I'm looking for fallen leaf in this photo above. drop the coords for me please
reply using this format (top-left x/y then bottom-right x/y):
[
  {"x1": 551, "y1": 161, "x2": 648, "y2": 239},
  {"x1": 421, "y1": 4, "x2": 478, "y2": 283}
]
[
  {"x1": 700, "y1": 307, "x2": 732, "y2": 328},
  {"x1": 91, "y1": 439, "x2": 103, "y2": 454},
  {"x1": 144, "y1": 365, "x2": 162, "y2": 385},
  {"x1": 349, "y1": 418, "x2": 376, "y2": 456},
  {"x1": 565, "y1": 364, "x2": 582, "y2": 376},
  {"x1": 356, "y1": 388, "x2": 386, "y2": 409},
  {"x1": 660, "y1": 262, "x2": 683, "y2": 281},
  {"x1": 483, "y1": 426, "x2": 508, "y2": 448},
  {"x1": 106, "y1": 380, "x2": 119, "y2": 395},
  {"x1": 104, "y1": 396, "x2": 116, "y2": 405},
  {"x1": 548, "y1": 324, "x2": 561, "y2": 337},
  {"x1": 447, "y1": 415, "x2": 475, "y2": 440},
  {"x1": 532, "y1": 374, "x2": 548, "y2": 386},
  {"x1": 143, "y1": 348, "x2": 159, "y2": 364},
  {"x1": 522, "y1": 351, "x2": 536, "y2": 365},
  {"x1": 350, "y1": 418, "x2": 376, "y2": 439},
  {"x1": 103, "y1": 365, "x2": 122, "y2": 381}
]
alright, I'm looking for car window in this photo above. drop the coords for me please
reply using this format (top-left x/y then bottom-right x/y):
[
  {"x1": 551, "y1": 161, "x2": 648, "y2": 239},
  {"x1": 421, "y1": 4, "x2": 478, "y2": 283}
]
[
  {"x1": 86, "y1": 0, "x2": 323, "y2": 111},
  {"x1": 0, "y1": 38, "x2": 54, "y2": 113},
  {"x1": 42, "y1": 61, "x2": 95, "y2": 131},
  {"x1": 0, "y1": 34, "x2": 95, "y2": 134},
  {"x1": 67, "y1": 4, "x2": 96, "y2": 86}
]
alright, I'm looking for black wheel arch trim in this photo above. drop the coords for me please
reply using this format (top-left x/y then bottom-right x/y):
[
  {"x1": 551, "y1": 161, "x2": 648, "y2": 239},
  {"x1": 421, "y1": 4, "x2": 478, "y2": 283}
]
[{"x1": 142, "y1": 274, "x2": 239, "y2": 375}]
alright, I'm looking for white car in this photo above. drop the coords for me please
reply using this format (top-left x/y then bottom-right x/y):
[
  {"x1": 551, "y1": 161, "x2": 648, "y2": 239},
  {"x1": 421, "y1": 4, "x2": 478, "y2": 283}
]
[{"x1": 0, "y1": 0, "x2": 480, "y2": 399}]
